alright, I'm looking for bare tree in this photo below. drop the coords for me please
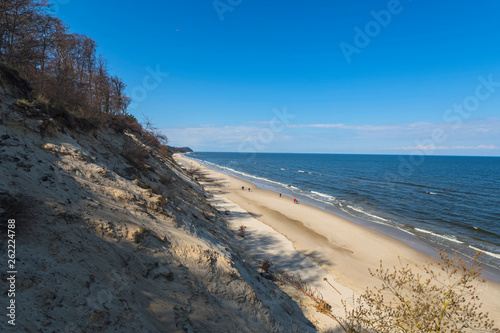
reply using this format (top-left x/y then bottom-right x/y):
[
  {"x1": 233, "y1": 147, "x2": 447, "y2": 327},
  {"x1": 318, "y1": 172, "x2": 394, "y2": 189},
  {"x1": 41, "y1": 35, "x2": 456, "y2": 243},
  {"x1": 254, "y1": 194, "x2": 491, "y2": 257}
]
[
  {"x1": 110, "y1": 75, "x2": 131, "y2": 115},
  {"x1": 0, "y1": 0, "x2": 132, "y2": 119}
]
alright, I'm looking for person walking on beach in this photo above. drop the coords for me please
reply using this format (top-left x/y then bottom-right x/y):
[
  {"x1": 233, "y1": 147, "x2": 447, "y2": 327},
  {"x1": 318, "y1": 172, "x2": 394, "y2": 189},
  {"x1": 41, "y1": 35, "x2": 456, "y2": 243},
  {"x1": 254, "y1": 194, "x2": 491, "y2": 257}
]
[
  {"x1": 242, "y1": 186, "x2": 244, "y2": 190},
  {"x1": 248, "y1": 188, "x2": 251, "y2": 192},
  {"x1": 280, "y1": 193, "x2": 282, "y2": 198},
  {"x1": 293, "y1": 198, "x2": 297, "y2": 204}
]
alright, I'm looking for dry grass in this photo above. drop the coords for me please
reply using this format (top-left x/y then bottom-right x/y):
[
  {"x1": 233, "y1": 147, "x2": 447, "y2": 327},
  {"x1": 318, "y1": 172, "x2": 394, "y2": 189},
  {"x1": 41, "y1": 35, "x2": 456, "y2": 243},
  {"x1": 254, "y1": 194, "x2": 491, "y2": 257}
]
[
  {"x1": 15, "y1": 98, "x2": 33, "y2": 110},
  {"x1": 33, "y1": 93, "x2": 50, "y2": 112},
  {"x1": 276, "y1": 270, "x2": 346, "y2": 330}
]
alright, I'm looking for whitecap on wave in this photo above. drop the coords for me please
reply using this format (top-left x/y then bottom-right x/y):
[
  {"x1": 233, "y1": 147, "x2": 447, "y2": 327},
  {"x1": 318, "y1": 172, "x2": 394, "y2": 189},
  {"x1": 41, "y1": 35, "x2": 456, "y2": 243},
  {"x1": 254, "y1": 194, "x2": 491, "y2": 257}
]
[
  {"x1": 414, "y1": 228, "x2": 464, "y2": 244},
  {"x1": 346, "y1": 205, "x2": 390, "y2": 222},
  {"x1": 469, "y1": 246, "x2": 500, "y2": 260},
  {"x1": 310, "y1": 191, "x2": 336, "y2": 202}
]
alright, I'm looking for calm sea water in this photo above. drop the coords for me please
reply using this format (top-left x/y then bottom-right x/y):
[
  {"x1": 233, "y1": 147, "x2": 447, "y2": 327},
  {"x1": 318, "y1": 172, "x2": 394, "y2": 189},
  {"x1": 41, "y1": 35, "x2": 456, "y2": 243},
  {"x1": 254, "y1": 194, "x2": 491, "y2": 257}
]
[{"x1": 188, "y1": 152, "x2": 500, "y2": 270}]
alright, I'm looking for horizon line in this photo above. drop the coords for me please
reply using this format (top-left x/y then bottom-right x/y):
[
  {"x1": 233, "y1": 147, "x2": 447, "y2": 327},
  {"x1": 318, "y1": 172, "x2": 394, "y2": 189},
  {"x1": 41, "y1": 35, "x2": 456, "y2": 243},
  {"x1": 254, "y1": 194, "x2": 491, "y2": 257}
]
[{"x1": 188, "y1": 151, "x2": 500, "y2": 158}]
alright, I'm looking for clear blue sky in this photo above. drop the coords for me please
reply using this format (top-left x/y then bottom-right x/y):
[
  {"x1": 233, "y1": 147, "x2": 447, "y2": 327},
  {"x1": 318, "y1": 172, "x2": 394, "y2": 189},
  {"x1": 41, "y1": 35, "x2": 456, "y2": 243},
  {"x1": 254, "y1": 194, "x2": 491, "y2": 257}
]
[{"x1": 55, "y1": 0, "x2": 500, "y2": 155}]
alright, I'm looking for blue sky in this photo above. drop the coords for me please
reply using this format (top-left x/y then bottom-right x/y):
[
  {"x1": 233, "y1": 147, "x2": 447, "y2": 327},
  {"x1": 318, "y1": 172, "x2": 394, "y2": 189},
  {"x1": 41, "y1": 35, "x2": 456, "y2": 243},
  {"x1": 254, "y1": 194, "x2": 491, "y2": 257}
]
[{"x1": 55, "y1": 0, "x2": 500, "y2": 155}]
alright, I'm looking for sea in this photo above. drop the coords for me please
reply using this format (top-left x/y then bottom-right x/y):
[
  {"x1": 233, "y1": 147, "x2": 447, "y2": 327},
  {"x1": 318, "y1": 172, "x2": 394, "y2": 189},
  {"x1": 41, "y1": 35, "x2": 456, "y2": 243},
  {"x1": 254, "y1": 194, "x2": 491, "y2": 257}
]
[{"x1": 187, "y1": 152, "x2": 500, "y2": 275}]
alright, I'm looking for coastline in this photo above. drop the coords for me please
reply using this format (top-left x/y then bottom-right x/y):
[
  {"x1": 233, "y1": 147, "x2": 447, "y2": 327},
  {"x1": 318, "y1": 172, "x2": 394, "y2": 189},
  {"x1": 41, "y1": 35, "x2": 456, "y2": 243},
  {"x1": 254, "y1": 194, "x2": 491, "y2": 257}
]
[
  {"x1": 187, "y1": 153, "x2": 500, "y2": 281},
  {"x1": 175, "y1": 154, "x2": 500, "y2": 329}
]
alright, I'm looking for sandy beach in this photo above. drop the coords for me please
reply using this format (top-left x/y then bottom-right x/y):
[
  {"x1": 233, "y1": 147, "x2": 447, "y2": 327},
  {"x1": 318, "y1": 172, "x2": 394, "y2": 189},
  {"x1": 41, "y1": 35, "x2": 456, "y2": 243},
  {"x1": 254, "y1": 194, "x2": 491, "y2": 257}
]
[{"x1": 175, "y1": 154, "x2": 500, "y2": 331}]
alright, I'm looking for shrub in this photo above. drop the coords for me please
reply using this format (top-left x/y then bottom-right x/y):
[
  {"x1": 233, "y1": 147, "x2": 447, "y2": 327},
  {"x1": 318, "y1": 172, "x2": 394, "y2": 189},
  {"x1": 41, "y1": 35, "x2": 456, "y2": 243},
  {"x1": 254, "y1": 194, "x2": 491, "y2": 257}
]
[
  {"x1": 141, "y1": 131, "x2": 162, "y2": 149},
  {"x1": 186, "y1": 166, "x2": 201, "y2": 177},
  {"x1": 159, "y1": 145, "x2": 171, "y2": 158},
  {"x1": 124, "y1": 113, "x2": 137, "y2": 123},
  {"x1": 156, "y1": 195, "x2": 167, "y2": 208},
  {"x1": 341, "y1": 250, "x2": 499, "y2": 333},
  {"x1": 159, "y1": 175, "x2": 170, "y2": 186},
  {"x1": 108, "y1": 114, "x2": 143, "y2": 134},
  {"x1": 121, "y1": 142, "x2": 148, "y2": 172},
  {"x1": 47, "y1": 103, "x2": 98, "y2": 132},
  {"x1": 15, "y1": 98, "x2": 33, "y2": 110},
  {"x1": 132, "y1": 227, "x2": 149, "y2": 244},
  {"x1": 125, "y1": 119, "x2": 144, "y2": 134},
  {"x1": 237, "y1": 225, "x2": 246, "y2": 238},
  {"x1": 261, "y1": 258, "x2": 272, "y2": 273}
]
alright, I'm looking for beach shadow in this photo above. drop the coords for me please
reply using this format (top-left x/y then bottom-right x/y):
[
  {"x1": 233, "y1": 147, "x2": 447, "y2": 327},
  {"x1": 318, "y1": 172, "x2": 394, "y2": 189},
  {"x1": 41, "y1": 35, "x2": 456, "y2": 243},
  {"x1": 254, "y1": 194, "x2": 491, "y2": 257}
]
[
  {"x1": 224, "y1": 210, "x2": 263, "y2": 221},
  {"x1": 248, "y1": 211, "x2": 263, "y2": 219},
  {"x1": 241, "y1": 232, "x2": 327, "y2": 284},
  {"x1": 301, "y1": 250, "x2": 336, "y2": 269}
]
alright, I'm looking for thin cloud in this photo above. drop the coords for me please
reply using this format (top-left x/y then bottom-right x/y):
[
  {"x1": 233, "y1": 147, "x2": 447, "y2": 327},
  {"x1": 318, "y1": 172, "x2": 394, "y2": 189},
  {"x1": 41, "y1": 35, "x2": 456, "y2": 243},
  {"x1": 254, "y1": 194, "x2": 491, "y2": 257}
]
[
  {"x1": 288, "y1": 118, "x2": 500, "y2": 133},
  {"x1": 162, "y1": 118, "x2": 500, "y2": 153},
  {"x1": 394, "y1": 144, "x2": 498, "y2": 151},
  {"x1": 287, "y1": 123, "x2": 399, "y2": 131},
  {"x1": 451, "y1": 144, "x2": 498, "y2": 150},
  {"x1": 247, "y1": 120, "x2": 284, "y2": 125},
  {"x1": 161, "y1": 124, "x2": 292, "y2": 150}
]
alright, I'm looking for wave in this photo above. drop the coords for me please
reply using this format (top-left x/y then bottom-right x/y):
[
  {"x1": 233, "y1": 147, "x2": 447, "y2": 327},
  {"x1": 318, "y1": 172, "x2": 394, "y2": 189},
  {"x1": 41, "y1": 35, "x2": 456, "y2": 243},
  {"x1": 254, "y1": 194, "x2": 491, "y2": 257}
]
[
  {"x1": 197, "y1": 159, "x2": 301, "y2": 191},
  {"x1": 346, "y1": 205, "x2": 391, "y2": 222},
  {"x1": 303, "y1": 191, "x2": 338, "y2": 206},
  {"x1": 190, "y1": 153, "x2": 500, "y2": 270},
  {"x1": 310, "y1": 191, "x2": 336, "y2": 202},
  {"x1": 395, "y1": 226, "x2": 416, "y2": 236},
  {"x1": 298, "y1": 169, "x2": 318, "y2": 175},
  {"x1": 391, "y1": 181, "x2": 428, "y2": 188},
  {"x1": 414, "y1": 228, "x2": 465, "y2": 244},
  {"x1": 466, "y1": 225, "x2": 498, "y2": 237},
  {"x1": 469, "y1": 246, "x2": 500, "y2": 260}
]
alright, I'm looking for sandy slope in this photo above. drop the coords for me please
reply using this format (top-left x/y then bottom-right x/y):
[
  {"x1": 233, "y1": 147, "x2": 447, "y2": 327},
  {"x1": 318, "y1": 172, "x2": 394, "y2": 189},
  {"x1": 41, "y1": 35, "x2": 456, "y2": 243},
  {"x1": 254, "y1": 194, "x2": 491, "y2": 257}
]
[
  {"x1": 176, "y1": 154, "x2": 500, "y2": 332},
  {"x1": 0, "y1": 68, "x2": 320, "y2": 332}
]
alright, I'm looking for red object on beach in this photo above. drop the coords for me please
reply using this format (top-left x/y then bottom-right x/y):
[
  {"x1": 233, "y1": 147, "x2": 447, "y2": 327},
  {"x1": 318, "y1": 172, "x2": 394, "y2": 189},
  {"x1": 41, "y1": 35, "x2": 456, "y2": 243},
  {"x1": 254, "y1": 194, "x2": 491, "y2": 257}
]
[{"x1": 294, "y1": 198, "x2": 297, "y2": 203}]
